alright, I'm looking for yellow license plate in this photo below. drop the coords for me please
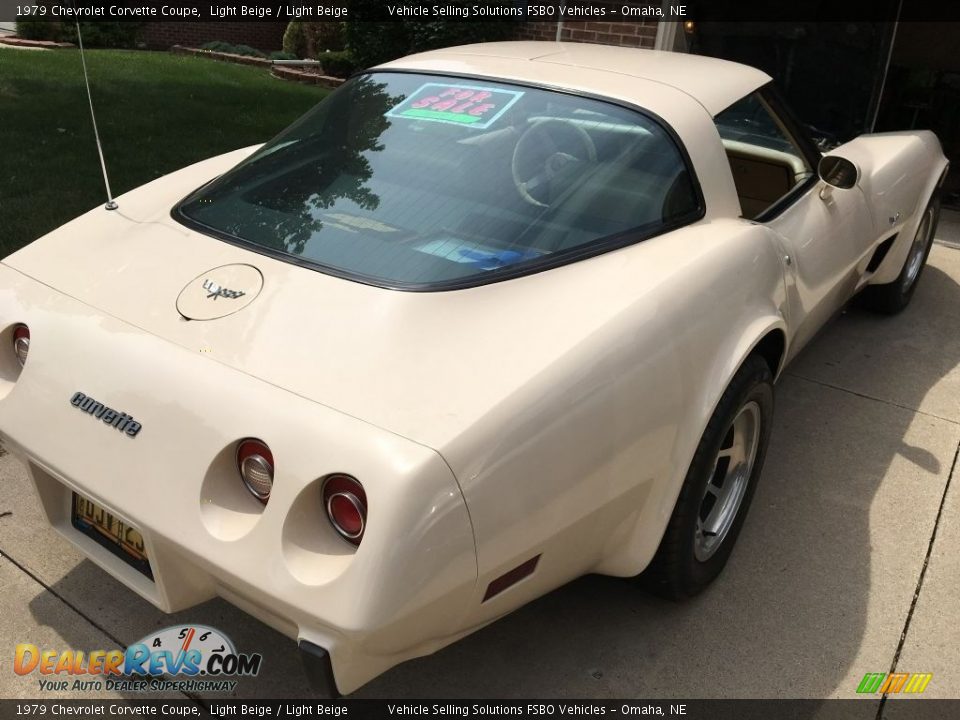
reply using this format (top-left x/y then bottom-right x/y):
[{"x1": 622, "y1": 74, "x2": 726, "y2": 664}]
[{"x1": 71, "y1": 493, "x2": 152, "y2": 579}]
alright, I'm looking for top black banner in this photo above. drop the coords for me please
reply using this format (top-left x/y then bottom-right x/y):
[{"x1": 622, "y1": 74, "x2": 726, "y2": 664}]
[{"x1": 2, "y1": 0, "x2": 960, "y2": 23}]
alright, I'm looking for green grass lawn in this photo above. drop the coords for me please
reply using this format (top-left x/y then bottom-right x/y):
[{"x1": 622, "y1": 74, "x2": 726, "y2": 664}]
[{"x1": 0, "y1": 48, "x2": 328, "y2": 256}]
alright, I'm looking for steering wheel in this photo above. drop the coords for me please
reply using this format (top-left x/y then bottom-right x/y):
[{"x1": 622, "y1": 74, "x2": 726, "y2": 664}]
[{"x1": 511, "y1": 119, "x2": 597, "y2": 208}]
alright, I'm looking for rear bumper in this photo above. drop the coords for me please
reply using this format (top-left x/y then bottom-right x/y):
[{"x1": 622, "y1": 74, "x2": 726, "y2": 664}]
[{"x1": 0, "y1": 264, "x2": 478, "y2": 694}]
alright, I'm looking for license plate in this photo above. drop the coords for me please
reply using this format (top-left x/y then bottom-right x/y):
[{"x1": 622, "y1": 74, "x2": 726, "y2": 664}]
[{"x1": 71, "y1": 493, "x2": 153, "y2": 580}]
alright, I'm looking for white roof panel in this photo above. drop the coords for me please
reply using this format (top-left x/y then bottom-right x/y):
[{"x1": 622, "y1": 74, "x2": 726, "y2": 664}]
[{"x1": 381, "y1": 41, "x2": 771, "y2": 116}]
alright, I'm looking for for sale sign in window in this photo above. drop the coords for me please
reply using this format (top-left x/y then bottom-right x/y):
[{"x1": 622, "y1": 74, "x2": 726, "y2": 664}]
[{"x1": 387, "y1": 83, "x2": 525, "y2": 129}]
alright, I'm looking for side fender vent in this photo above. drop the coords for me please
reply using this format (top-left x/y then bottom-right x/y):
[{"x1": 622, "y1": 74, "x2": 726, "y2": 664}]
[{"x1": 867, "y1": 234, "x2": 897, "y2": 274}]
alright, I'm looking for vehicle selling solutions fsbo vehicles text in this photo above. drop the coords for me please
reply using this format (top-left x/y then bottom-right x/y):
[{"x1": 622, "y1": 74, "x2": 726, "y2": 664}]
[{"x1": 385, "y1": 4, "x2": 685, "y2": 18}]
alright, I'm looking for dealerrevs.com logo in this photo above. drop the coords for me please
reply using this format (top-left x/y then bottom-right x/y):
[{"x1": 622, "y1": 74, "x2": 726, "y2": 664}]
[{"x1": 14, "y1": 625, "x2": 262, "y2": 694}]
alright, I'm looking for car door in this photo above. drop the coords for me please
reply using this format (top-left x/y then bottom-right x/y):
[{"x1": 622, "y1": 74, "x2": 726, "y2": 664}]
[{"x1": 713, "y1": 88, "x2": 876, "y2": 358}]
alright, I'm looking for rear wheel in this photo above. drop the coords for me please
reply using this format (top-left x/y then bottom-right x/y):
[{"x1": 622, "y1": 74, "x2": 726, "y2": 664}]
[
  {"x1": 858, "y1": 194, "x2": 940, "y2": 314},
  {"x1": 642, "y1": 354, "x2": 774, "y2": 599}
]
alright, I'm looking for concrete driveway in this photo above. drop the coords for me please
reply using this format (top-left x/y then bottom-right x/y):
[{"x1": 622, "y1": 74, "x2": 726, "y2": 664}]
[{"x1": 2, "y1": 239, "x2": 959, "y2": 706}]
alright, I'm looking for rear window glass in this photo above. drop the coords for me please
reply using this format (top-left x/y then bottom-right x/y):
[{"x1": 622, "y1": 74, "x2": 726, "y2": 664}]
[{"x1": 176, "y1": 72, "x2": 700, "y2": 290}]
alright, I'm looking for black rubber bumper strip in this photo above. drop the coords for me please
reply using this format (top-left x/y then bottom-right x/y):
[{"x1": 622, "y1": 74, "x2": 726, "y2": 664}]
[{"x1": 298, "y1": 639, "x2": 341, "y2": 699}]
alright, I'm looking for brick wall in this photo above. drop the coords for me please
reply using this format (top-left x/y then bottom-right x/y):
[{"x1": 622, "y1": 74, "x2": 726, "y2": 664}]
[
  {"x1": 518, "y1": 21, "x2": 659, "y2": 48},
  {"x1": 519, "y1": 22, "x2": 558, "y2": 42},
  {"x1": 141, "y1": 22, "x2": 288, "y2": 52}
]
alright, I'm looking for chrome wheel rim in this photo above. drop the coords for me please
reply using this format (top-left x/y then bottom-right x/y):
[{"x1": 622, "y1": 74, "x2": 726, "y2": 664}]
[
  {"x1": 904, "y1": 207, "x2": 935, "y2": 288},
  {"x1": 694, "y1": 401, "x2": 762, "y2": 562}
]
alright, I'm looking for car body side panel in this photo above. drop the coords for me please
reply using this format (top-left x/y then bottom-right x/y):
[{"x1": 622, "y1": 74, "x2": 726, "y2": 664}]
[
  {"x1": 436, "y1": 219, "x2": 787, "y2": 633},
  {"x1": 768, "y1": 181, "x2": 877, "y2": 361},
  {"x1": 824, "y1": 130, "x2": 948, "y2": 286}
]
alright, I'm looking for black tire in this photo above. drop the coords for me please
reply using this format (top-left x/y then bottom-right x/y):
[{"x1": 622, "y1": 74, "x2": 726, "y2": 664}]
[
  {"x1": 642, "y1": 354, "x2": 774, "y2": 600},
  {"x1": 857, "y1": 194, "x2": 941, "y2": 315}
]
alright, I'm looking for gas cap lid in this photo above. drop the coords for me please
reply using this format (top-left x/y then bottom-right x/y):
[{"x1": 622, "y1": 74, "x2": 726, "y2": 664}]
[{"x1": 177, "y1": 264, "x2": 263, "y2": 320}]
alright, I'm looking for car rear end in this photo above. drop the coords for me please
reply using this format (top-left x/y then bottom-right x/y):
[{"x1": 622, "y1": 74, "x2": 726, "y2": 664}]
[{"x1": 0, "y1": 263, "x2": 477, "y2": 694}]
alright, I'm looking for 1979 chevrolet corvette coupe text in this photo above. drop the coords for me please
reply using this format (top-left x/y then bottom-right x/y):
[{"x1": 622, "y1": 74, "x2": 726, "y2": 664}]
[{"x1": 0, "y1": 43, "x2": 948, "y2": 694}]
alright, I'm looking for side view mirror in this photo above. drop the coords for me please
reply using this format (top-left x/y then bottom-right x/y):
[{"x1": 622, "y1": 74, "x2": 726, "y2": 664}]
[{"x1": 818, "y1": 155, "x2": 859, "y2": 190}]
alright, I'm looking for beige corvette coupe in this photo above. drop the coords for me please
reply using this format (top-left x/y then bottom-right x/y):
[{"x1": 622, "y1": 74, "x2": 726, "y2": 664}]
[{"x1": 0, "y1": 42, "x2": 948, "y2": 695}]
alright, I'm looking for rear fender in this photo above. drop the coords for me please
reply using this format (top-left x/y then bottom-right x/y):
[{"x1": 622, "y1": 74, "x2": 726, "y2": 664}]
[
  {"x1": 594, "y1": 225, "x2": 789, "y2": 576},
  {"x1": 594, "y1": 314, "x2": 787, "y2": 578}
]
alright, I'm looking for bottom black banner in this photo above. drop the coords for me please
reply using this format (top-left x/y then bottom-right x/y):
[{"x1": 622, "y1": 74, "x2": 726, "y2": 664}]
[{"x1": 0, "y1": 699, "x2": 953, "y2": 720}]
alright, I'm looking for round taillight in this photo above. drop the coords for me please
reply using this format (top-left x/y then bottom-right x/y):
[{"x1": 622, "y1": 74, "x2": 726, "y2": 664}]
[
  {"x1": 322, "y1": 474, "x2": 366, "y2": 545},
  {"x1": 13, "y1": 325, "x2": 29, "y2": 367},
  {"x1": 236, "y1": 439, "x2": 274, "y2": 502}
]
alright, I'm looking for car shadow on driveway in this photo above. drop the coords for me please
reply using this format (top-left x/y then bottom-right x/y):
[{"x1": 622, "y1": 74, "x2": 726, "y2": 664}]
[{"x1": 28, "y1": 261, "x2": 960, "y2": 700}]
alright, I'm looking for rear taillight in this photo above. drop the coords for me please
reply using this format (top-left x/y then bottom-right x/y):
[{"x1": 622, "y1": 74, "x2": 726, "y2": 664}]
[
  {"x1": 322, "y1": 474, "x2": 366, "y2": 545},
  {"x1": 13, "y1": 325, "x2": 29, "y2": 367},
  {"x1": 236, "y1": 439, "x2": 274, "y2": 503}
]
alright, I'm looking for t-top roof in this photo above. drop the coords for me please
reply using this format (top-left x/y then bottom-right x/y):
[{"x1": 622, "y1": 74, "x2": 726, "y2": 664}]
[{"x1": 382, "y1": 41, "x2": 772, "y2": 116}]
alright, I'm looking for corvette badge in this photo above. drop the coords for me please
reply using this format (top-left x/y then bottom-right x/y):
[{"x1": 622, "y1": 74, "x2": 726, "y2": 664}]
[
  {"x1": 203, "y1": 279, "x2": 246, "y2": 300},
  {"x1": 70, "y1": 392, "x2": 142, "y2": 437}
]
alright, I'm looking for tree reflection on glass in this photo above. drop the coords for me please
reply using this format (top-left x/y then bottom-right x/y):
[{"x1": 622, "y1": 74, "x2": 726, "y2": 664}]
[{"x1": 182, "y1": 76, "x2": 401, "y2": 256}]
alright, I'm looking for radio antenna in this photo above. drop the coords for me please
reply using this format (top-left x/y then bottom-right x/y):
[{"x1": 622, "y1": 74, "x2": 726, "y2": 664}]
[{"x1": 75, "y1": 22, "x2": 118, "y2": 210}]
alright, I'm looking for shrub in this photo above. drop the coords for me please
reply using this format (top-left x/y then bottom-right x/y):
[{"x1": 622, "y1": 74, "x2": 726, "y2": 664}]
[
  {"x1": 60, "y1": 23, "x2": 143, "y2": 49},
  {"x1": 15, "y1": 20, "x2": 63, "y2": 41},
  {"x1": 344, "y1": 0, "x2": 410, "y2": 69},
  {"x1": 201, "y1": 40, "x2": 237, "y2": 53},
  {"x1": 319, "y1": 50, "x2": 358, "y2": 78},
  {"x1": 305, "y1": 21, "x2": 345, "y2": 53},
  {"x1": 282, "y1": 21, "x2": 308, "y2": 58},
  {"x1": 269, "y1": 50, "x2": 298, "y2": 61},
  {"x1": 233, "y1": 44, "x2": 267, "y2": 58},
  {"x1": 200, "y1": 41, "x2": 267, "y2": 58}
]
